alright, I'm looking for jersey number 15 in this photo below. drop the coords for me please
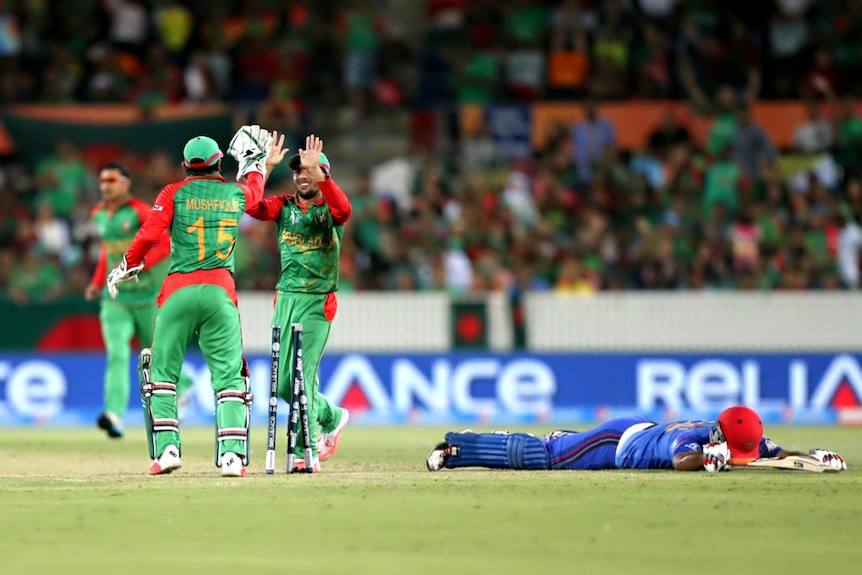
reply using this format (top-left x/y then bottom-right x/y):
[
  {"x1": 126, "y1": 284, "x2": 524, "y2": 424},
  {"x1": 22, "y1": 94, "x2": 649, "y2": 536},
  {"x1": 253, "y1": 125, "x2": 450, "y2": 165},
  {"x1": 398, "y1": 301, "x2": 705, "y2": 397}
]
[{"x1": 187, "y1": 217, "x2": 237, "y2": 261}]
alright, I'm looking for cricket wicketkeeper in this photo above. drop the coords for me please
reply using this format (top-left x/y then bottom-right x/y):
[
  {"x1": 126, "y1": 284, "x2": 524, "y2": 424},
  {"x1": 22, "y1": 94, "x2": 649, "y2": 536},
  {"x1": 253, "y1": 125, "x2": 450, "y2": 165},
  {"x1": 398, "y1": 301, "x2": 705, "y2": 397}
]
[{"x1": 107, "y1": 127, "x2": 288, "y2": 477}]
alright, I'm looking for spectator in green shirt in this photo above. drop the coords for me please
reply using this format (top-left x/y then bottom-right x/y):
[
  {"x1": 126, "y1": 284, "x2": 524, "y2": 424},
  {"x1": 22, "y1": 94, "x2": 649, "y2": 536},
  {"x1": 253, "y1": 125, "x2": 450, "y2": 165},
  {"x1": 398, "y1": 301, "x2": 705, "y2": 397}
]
[
  {"x1": 339, "y1": 4, "x2": 382, "y2": 121},
  {"x1": 34, "y1": 139, "x2": 88, "y2": 219},
  {"x1": 453, "y1": 44, "x2": 500, "y2": 104},
  {"x1": 703, "y1": 145, "x2": 741, "y2": 217},
  {"x1": 834, "y1": 98, "x2": 862, "y2": 175},
  {"x1": 706, "y1": 86, "x2": 738, "y2": 155},
  {"x1": 503, "y1": 0, "x2": 548, "y2": 46}
]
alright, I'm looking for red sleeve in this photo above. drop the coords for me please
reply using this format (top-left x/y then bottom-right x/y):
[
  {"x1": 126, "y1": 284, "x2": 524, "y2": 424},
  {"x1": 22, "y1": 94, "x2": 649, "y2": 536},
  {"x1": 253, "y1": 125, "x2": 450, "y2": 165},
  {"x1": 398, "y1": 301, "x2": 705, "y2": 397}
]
[
  {"x1": 245, "y1": 195, "x2": 286, "y2": 221},
  {"x1": 146, "y1": 230, "x2": 172, "y2": 267},
  {"x1": 129, "y1": 198, "x2": 151, "y2": 226},
  {"x1": 90, "y1": 244, "x2": 108, "y2": 287},
  {"x1": 125, "y1": 185, "x2": 176, "y2": 268},
  {"x1": 240, "y1": 171, "x2": 265, "y2": 212},
  {"x1": 124, "y1": 197, "x2": 172, "y2": 268},
  {"x1": 320, "y1": 177, "x2": 352, "y2": 225}
]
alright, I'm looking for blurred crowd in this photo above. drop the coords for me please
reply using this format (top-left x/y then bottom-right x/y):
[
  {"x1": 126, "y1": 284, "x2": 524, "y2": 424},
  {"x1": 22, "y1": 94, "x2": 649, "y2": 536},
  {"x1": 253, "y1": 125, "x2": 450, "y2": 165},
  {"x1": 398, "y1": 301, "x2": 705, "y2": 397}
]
[
  {"x1": 2, "y1": 0, "x2": 862, "y2": 303},
  {"x1": 421, "y1": 0, "x2": 862, "y2": 104},
  {"x1": 4, "y1": 96, "x2": 862, "y2": 301},
  {"x1": 357, "y1": 95, "x2": 862, "y2": 294},
  {"x1": 0, "y1": 0, "x2": 413, "y2": 124},
  {"x1": 4, "y1": 1, "x2": 860, "y2": 110}
]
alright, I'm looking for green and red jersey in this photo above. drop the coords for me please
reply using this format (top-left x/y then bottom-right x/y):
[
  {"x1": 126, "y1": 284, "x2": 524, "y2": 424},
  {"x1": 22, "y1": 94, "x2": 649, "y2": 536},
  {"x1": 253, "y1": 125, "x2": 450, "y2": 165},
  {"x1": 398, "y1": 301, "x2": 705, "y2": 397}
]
[
  {"x1": 90, "y1": 197, "x2": 171, "y2": 305},
  {"x1": 246, "y1": 176, "x2": 351, "y2": 294},
  {"x1": 125, "y1": 173, "x2": 265, "y2": 307}
]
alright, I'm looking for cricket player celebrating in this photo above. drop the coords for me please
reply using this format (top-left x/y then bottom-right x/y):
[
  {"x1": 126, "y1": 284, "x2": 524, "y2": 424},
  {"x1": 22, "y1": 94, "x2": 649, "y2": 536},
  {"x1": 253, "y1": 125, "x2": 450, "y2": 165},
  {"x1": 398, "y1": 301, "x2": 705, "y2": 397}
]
[
  {"x1": 426, "y1": 406, "x2": 847, "y2": 472},
  {"x1": 108, "y1": 126, "x2": 288, "y2": 476},
  {"x1": 250, "y1": 134, "x2": 352, "y2": 472},
  {"x1": 85, "y1": 161, "x2": 193, "y2": 439}
]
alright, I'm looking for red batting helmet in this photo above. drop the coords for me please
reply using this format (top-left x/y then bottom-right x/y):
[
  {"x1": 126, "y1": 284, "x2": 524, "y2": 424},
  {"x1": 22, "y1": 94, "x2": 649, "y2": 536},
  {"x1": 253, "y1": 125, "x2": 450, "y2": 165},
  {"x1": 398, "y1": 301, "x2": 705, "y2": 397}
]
[{"x1": 717, "y1": 406, "x2": 763, "y2": 459}]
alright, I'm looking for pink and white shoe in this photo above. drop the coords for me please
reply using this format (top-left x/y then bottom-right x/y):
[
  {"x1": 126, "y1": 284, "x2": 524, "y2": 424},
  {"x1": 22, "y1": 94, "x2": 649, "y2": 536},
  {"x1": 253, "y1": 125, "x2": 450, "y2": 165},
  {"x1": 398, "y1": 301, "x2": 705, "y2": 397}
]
[
  {"x1": 149, "y1": 445, "x2": 182, "y2": 475},
  {"x1": 318, "y1": 408, "x2": 349, "y2": 462}
]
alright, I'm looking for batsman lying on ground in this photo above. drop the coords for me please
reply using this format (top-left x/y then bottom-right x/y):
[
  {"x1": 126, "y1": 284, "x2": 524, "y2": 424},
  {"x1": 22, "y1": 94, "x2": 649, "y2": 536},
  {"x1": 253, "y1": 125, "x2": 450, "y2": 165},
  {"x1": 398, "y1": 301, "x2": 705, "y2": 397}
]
[{"x1": 426, "y1": 406, "x2": 847, "y2": 473}]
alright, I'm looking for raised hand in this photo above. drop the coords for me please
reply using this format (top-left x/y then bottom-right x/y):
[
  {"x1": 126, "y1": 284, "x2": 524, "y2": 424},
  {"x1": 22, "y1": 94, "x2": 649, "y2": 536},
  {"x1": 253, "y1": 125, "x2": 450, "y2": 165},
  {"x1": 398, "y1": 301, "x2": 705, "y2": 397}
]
[
  {"x1": 266, "y1": 130, "x2": 290, "y2": 169},
  {"x1": 297, "y1": 134, "x2": 326, "y2": 182}
]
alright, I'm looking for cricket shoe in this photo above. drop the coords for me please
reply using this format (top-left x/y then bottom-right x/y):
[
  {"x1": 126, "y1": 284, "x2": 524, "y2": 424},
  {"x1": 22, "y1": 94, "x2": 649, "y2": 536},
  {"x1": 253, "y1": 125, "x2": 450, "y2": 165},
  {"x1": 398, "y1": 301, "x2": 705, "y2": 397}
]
[
  {"x1": 149, "y1": 445, "x2": 182, "y2": 475},
  {"x1": 97, "y1": 412, "x2": 124, "y2": 439},
  {"x1": 293, "y1": 456, "x2": 321, "y2": 473},
  {"x1": 426, "y1": 442, "x2": 459, "y2": 471},
  {"x1": 318, "y1": 408, "x2": 350, "y2": 462},
  {"x1": 221, "y1": 452, "x2": 246, "y2": 477}
]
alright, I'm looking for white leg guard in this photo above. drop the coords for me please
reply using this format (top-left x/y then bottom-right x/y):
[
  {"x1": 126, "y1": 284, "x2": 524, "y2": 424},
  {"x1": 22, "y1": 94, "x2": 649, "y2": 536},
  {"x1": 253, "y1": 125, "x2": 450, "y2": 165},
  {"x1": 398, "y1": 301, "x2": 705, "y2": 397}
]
[
  {"x1": 214, "y1": 360, "x2": 253, "y2": 467},
  {"x1": 138, "y1": 349, "x2": 156, "y2": 460},
  {"x1": 140, "y1": 349, "x2": 179, "y2": 459},
  {"x1": 150, "y1": 383, "x2": 179, "y2": 444}
]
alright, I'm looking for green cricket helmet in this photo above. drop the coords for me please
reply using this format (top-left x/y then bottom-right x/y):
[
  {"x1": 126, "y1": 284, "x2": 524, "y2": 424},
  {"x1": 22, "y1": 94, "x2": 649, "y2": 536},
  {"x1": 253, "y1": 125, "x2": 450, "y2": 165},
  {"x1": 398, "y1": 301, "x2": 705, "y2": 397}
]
[{"x1": 182, "y1": 136, "x2": 223, "y2": 169}]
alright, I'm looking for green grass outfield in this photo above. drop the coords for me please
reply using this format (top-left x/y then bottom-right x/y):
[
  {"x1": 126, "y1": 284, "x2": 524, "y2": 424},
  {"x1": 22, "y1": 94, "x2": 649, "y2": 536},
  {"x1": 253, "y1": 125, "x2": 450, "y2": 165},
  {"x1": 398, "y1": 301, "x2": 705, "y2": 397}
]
[{"x1": 1, "y1": 425, "x2": 861, "y2": 575}]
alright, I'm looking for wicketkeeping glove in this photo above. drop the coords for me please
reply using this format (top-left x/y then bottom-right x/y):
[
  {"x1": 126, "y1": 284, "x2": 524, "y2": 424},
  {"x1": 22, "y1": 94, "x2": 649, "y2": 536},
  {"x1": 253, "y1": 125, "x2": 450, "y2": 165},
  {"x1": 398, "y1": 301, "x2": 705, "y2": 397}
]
[
  {"x1": 227, "y1": 124, "x2": 273, "y2": 180},
  {"x1": 106, "y1": 255, "x2": 145, "y2": 299},
  {"x1": 702, "y1": 442, "x2": 731, "y2": 473},
  {"x1": 809, "y1": 449, "x2": 847, "y2": 471}
]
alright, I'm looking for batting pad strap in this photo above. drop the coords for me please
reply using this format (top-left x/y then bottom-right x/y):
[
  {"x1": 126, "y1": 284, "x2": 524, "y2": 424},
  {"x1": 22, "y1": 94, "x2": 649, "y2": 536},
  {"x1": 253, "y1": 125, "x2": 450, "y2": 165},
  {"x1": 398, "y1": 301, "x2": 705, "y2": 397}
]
[
  {"x1": 444, "y1": 432, "x2": 550, "y2": 470},
  {"x1": 218, "y1": 427, "x2": 248, "y2": 442},
  {"x1": 153, "y1": 418, "x2": 179, "y2": 433},
  {"x1": 216, "y1": 390, "x2": 253, "y2": 405},
  {"x1": 145, "y1": 382, "x2": 177, "y2": 398}
]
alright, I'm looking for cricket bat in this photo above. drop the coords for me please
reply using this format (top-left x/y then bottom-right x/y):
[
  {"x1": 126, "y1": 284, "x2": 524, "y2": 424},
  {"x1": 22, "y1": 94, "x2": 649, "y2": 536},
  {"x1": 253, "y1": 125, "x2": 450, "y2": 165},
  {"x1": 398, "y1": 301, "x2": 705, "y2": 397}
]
[{"x1": 728, "y1": 455, "x2": 839, "y2": 473}]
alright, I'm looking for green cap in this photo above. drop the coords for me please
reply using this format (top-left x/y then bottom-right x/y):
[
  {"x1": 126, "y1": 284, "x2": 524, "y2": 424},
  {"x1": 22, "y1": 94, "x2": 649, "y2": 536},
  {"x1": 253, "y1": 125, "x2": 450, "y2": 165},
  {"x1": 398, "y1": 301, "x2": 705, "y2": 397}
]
[
  {"x1": 288, "y1": 151, "x2": 331, "y2": 173},
  {"x1": 183, "y1": 136, "x2": 223, "y2": 169}
]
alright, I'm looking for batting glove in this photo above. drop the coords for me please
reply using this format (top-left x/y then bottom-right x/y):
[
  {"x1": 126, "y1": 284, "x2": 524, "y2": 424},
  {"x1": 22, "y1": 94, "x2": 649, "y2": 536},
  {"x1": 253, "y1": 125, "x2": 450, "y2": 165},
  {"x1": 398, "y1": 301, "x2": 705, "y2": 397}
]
[
  {"x1": 703, "y1": 442, "x2": 731, "y2": 473},
  {"x1": 106, "y1": 255, "x2": 145, "y2": 299},
  {"x1": 809, "y1": 449, "x2": 847, "y2": 471},
  {"x1": 227, "y1": 124, "x2": 273, "y2": 180}
]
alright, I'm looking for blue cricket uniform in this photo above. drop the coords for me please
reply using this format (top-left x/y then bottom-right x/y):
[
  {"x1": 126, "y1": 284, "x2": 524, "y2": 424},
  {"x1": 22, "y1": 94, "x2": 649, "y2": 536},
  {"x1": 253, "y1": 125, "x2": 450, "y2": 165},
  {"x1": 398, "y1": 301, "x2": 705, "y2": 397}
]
[
  {"x1": 615, "y1": 420, "x2": 783, "y2": 469},
  {"x1": 542, "y1": 416, "x2": 653, "y2": 470},
  {"x1": 441, "y1": 417, "x2": 784, "y2": 471},
  {"x1": 615, "y1": 420, "x2": 714, "y2": 469},
  {"x1": 543, "y1": 418, "x2": 783, "y2": 470}
]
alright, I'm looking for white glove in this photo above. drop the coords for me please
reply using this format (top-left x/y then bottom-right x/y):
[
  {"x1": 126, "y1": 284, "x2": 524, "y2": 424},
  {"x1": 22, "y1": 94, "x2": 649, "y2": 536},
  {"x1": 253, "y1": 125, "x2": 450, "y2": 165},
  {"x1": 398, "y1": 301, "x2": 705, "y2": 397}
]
[
  {"x1": 809, "y1": 449, "x2": 847, "y2": 471},
  {"x1": 702, "y1": 442, "x2": 731, "y2": 473},
  {"x1": 106, "y1": 255, "x2": 145, "y2": 299},
  {"x1": 227, "y1": 124, "x2": 273, "y2": 180}
]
